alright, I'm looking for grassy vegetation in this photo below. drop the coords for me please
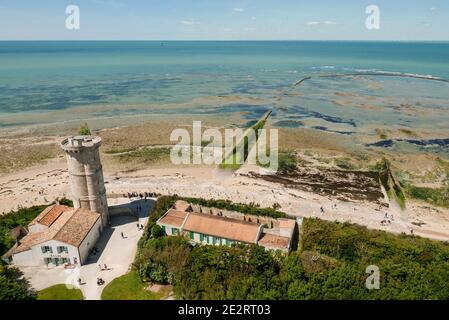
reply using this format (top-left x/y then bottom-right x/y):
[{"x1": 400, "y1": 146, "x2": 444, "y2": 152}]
[
  {"x1": 78, "y1": 122, "x2": 91, "y2": 136},
  {"x1": 404, "y1": 185, "x2": 449, "y2": 208},
  {"x1": 104, "y1": 147, "x2": 138, "y2": 154},
  {"x1": 377, "y1": 158, "x2": 407, "y2": 209},
  {"x1": 334, "y1": 157, "x2": 358, "y2": 171},
  {"x1": 37, "y1": 284, "x2": 83, "y2": 300},
  {"x1": 0, "y1": 143, "x2": 61, "y2": 174},
  {"x1": 375, "y1": 128, "x2": 388, "y2": 140},
  {"x1": 277, "y1": 152, "x2": 298, "y2": 174},
  {"x1": 258, "y1": 151, "x2": 300, "y2": 174},
  {"x1": 398, "y1": 128, "x2": 418, "y2": 138},
  {"x1": 115, "y1": 147, "x2": 171, "y2": 164},
  {"x1": 220, "y1": 117, "x2": 267, "y2": 170},
  {"x1": 101, "y1": 271, "x2": 168, "y2": 300},
  {"x1": 132, "y1": 196, "x2": 449, "y2": 300}
]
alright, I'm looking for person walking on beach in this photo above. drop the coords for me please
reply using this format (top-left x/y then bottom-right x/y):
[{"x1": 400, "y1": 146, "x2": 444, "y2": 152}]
[{"x1": 121, "y1": 232, "x2": 124, "y2": 239}]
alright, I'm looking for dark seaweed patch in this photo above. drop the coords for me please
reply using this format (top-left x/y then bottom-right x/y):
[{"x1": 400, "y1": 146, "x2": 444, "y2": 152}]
[
  {"x1": 311, "y1": 126, "x2": 353, "y2": 135},
  {"x1": 273, "y1": 120, "x2": 305, "y2": 128},
  {"x1": 286, "y1": 105, "x2": 357, "y2": 127},
  {"x1": 401, "y1": 138, "x2": 449, "y2": 147},
  {"x1": 366, "y1": 140, "x2": 395, "y2": 148}
]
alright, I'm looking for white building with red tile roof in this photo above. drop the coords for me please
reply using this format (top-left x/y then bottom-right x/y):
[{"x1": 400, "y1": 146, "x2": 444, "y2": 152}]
[
  {"x1": 157, "y1": 200, "x2": 296, "y2": 252},
  {"x1": 10, "y1": 204, "x2": 101, "y2": 267}
]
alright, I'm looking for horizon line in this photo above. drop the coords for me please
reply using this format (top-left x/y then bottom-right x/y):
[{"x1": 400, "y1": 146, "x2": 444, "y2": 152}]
[{"x1": 1, "y1": 39, "x2": 449, "y2": 42}]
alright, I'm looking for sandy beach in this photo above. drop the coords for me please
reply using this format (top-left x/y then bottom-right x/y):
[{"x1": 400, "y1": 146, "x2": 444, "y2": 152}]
[{"x1": 2, "y1": 153, "x2": 448, "y2": 242}]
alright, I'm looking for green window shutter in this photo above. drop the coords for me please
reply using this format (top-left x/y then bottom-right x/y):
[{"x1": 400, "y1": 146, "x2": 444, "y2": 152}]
[
  {"x1": 162, "y1": 225, "x2": 166, "y2": 232},
  {"x1": 190, "y1": 231, "x2": 194, "y2": 240},
  {"x1": 200, "y1": 234, "x2": 203, "y2": 241},
  {"x1": 226, "y1": 239, "x2": 230, "y2": 246}
]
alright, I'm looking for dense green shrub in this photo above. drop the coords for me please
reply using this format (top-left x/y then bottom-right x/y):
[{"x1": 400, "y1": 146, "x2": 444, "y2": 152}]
[
  {"x1": 135, "y1": 236, "x2": 191, "y2": 285},
  {"x1": 278, "y1": 152, "x2": 298, "y2": 174},
  {"x1": 133, "y1": 197, "x2": 449, "y2": 300},
  {"x1": 183, "y1": 197, "x2": 286, "y2": 219}
]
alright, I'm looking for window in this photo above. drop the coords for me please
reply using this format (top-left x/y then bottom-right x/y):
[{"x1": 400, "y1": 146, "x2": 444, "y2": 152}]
[
  {"x1": 199, "y1": 234, "x2": 204, "y2": 241},
  {"x1": 57, "y1": 246, "x2": 68, "y2": 254},
  {"x1": 171, "y1": 228, "x2": 178, "y2": 235},
  {"x1": 189, "y1": 232, "x2": 194, "y2": 240},
  {"x1": 225, "y1": 239, "x2": 230, "y2": 246},
  {"x1": 162, "y1": 225, "x2": 166, "y2": 232},
  {"x1": 44, "y1": 258, "x2": 52, "y2": 265},
  {"x1": 41, "y1": 246, "x2": 52, "y2": 254}
]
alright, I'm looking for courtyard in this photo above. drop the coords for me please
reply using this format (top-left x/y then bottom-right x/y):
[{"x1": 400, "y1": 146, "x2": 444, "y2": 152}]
[{"x1": 18, "y1": 198, "x2": 154, "y2": 300}]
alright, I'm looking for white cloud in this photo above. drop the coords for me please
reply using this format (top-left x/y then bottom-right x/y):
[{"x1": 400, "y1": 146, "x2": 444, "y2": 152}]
[
  {"x1": 233, "y1": 8, "x2": 244, "y2": 12},
  {"x1": 181, "y1": 19, "x2": 200, "y2": 26},
  {"x1": 430, "y1": 7, "x2": 436, "y2": 11},
  {"x1": 224, "y1": 28, "x2": 233, "y2": 32},
  {"x1": 307, "y1": 21, "x2": 338, "y2": 26},
  {"x1": 251, "y1": 16, "x2": 256, "y2": 20}
]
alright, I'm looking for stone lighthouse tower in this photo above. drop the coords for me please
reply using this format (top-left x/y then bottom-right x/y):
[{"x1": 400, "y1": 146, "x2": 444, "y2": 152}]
[{"x1": 61, "y1": 135, "x2": 109, "y2": 228}]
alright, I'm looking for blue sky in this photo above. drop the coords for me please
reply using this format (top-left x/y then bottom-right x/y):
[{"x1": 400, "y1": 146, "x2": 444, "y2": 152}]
[{"x1": 0, "y1": 0, "x2": 448, "y2": 40}]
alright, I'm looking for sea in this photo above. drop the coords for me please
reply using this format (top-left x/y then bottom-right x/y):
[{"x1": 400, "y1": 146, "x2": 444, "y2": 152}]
[{"x1": 0, "y1": 41, "x2": 448, "y2": 149}]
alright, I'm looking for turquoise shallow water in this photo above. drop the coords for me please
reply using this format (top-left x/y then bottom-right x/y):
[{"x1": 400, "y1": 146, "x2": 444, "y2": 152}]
[{"x1": 0, "y1": 41, "x2": 448, "y2": 137}]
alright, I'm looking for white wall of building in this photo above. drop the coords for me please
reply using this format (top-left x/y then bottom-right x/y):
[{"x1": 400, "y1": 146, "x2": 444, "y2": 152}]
[
  {"x1": 13, "y1": 239, "x2": 80, "y2": 267},
  {"x1": 12, "y1": 249, "x2": 35, "y2": 266},
  {"x1": 78, "y1": 218, "x2": 101, "y2": 265},
  {"x1": 12, "y1": 219, "x2": 101, "y2": 267}
]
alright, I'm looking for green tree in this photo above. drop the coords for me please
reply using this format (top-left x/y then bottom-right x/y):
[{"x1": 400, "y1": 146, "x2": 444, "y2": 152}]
[
  {"x1": 0, "y1": 264, "x2": 36, "y2": 300},
  {"x1": 150, "y1": 224, "x2": 166, "y2": 239},
  {"x1": 78, "y1": 122, "x2": 91, "y2": 135}
]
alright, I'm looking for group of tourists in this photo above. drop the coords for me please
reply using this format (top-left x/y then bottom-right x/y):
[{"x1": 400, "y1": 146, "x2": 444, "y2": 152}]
[
  {"x1": 124, "y1": 191, "x2": 159, "y2": 200},
  {"x1": 381, "y1": 212, "x2": 394, "y2": 226}
]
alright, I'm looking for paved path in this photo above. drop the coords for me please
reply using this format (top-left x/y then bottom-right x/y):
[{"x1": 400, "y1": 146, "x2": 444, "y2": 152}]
[{"x1": 19, "y1": 198, "x2": 154, "y2": 300}]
